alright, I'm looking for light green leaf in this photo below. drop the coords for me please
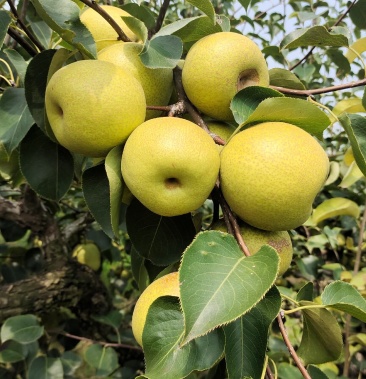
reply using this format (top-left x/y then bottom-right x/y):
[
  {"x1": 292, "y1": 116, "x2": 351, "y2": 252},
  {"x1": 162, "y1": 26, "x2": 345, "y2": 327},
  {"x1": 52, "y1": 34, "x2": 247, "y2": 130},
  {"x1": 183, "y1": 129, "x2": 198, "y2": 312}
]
[
  {"x1": 105, "y1": 146, "x2": 124, "y2": 237},
  {"x1": 84, "y1": 344, "x2": 119, "y2": 377},
  {"x1": 26, "y1": 2, "x2": 52, "y2": 48},
  {"x1": 0, "y1": 11, "x2": 12, "y2": 48},
  {"x1": 339, "y1": 113, "x2": 366, "y2": 177},
  {"x1": 238, "y1": 97, "x2": 330, "y2": 137},
  {"x1": 19, "y1": 126, "x2": 74, "y2": 201},
  {"x1": 4, "y1": 49, "x2": 28, "y2": 85},
  {"x1": 217, "y1": 14, "x2": 230, "y2": 32},
  {"x1": 297, "y1": 301, "x2": 343, "y2": 365},
  {"x1": 324, "y1": 161, "x2": 340, "y2": 186},
  {"x1": 224, "y1": 286, "x2": 281, "y2": 379},
  {"x1": 186, "y1": 0, "x2": 215, "y2": 22},
  {"x1": 310, "y1": 198, "x2": 360, "y2": 225},
  {"x1": 230, "y1": 86, "x2": 284, "y2": 126},
  {"x1": 28, "y1": 356, "x2": 63, "y2": 379},
  {"x1": 269, "y1": 68, "x2": 306, "y2": 90},
  {"x1": 126, "y1": 199, "x2": 196, "y2": 266},
  {"x1": 143, "y1": 296, "x2": 224, "y2": 379},
  {"x1": 321, "y1": 281, "x2": 366, "y2": 322},
  {"x1": 179, "y1": 231, "x2": 279, "y2": 345},
  {"x1": 121, "y1": 15, "x2": 148, "y2": 43},
  {"x1": 0, "y1": 340, "x2": 27, "y2": 363},
  {"x1": 30, "y1": 0, "x2": 96, "y2": 58},
  {"x1": 0, "y1": 88, "x2": 34, "y2": 159},
  {"x1": 333, "y1": 98, "x2": 365, "y2": 116},
  {"x1": 345, "y1": 37, "x2": 366, "y2": 63},
  {"x1": 339, "y1": 161, "x2": 364, "y2": 188},
  {"x1": 1, "y1": 315, "x2": 44, "y2": 344},
  {"x1": 281, "y1": 25, "x2": 349, "y2": 50},
  {"x1": 140, "y1": 35, "x2": 183, "y2": 68}
]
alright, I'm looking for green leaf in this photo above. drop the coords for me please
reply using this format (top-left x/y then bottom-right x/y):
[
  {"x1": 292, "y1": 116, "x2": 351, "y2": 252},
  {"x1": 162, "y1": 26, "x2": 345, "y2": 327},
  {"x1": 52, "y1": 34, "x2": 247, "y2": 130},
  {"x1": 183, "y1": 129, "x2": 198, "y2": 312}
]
[
  {"x1": 19, "y1": 126, "x2": 74, "y2": 201},
  {"x1": 325, "y1": 161, "x2": 340, "y2": 186},
  {"x1": 0, "y1": 11, "x2": 12, "y2": 48},
  {"x1": 126, "y1": 199, "x2": 196, "y2": 266},
  {"x1": 296, "y1": 282, "x2": 314, "y2": 302},
  {"x1": 238, "y1": 0, "x2": 252, "y2": 11},
  {"x1": 339, "y1": 161, "x2": 364, "y2": 188},
  {"x1": 310, "y1": 198, "x2": 360, "y2": 225},
  {"x1": 269, "y1": 68, "x2": 306, "y2": 90},
  {"x1": 281, "y1": 25, "x2": 349, "y2": 50},
  {"x1": 179, "y1": 231, "x2": 279, "y2": 345},
  {"x1": 0, "y1": 340, "x2": 27, "y2": 363},
  {"x1": 333, "y1": 98, "x2": 365, "y2": 116},
  {"x1": 1, "y1": 315, "x2": 44, "y2": 344},
  {"x1": 84, "y1": 344, "x2": 119, "y2": 377},
  {"x1": 297, "y1": 301, "x2": 343, "y2": 365},
  {"x1": 186, "y1": 0, "x2": 215, "y2": 22},
  {"x1": 24, "y1": 49, "x2": 57, "y2": 133},
  {"x1": 346, "y1": 37, "x2": 366, "y2": 63},
  {"x1": 224, "y1": 286, "x2": 281, "y2": 379},
  {"x1": 237, "y1": 97, "x2": 330, "y2": 137},
  {"x1": 4, "y1": 49, "x2": 28, "y2": 85},
  {"x1": 30, "y1": 0, "x2": 96, "y2": 58},
  {"x1": 143, "y1": 296, "x2": 224, "y2": 379},
  {"x1": 0, "y1": 88, "x2": 34, "y2": 159},
  {"x1": 105, "y1": 146, "x2": 125, "y2": 237},
  {"x1": 121, "y1": 3, "x2": 156, "y2": 29},
  {"x1": 277, "y1": 363, "x2": 303, "y2": 379},
  {"x1": 131, "y1": 245, "x2": 149, "y2": 292},
  {"x1": 26, "y1": 2, "x2": 52, "y2": 49},
  {"x1": 60, "y1": 351, "x2": 82, "y2": 376},
  {"x1": 92, "y1": 310, "x2": 123, "y2": 330},
  {"x1": 28, "y1": 356, "x2": 63, "y2": 379},
  {"x1": 230, "y1": 86, "x2": 284, "y2": 126},
  {"x1": 82, "y1": 163, "x2": 114, "y2": 239},
  {"x1": 307, "y1": 365, "x2": 331, "y2": 379},
  {"x1": 340, "y1": 114, "x2": 366, "y2": 177},
  {"x1": 121, "y1": 15, "x2": 148, "y2": 43},
  {"x1": 140, "y1": 35, "x2": 183, "y2": 69},
  {"x1": 350, "y1": 0, "x2": 366, "y2": 30},
  {"x1": 321, "y1": 281, "x2": 366, "y2": 322}
]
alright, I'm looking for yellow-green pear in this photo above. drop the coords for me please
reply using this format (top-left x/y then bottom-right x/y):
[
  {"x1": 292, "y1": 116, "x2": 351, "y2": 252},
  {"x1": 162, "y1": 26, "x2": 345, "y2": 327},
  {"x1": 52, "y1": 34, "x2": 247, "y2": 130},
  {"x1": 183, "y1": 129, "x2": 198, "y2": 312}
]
[
  {"x1": 121, "y1": 117, "x2": 220, "y2": 217},
  {"x1": 45, "y1": 60, "x2": 146, "y2": 158},
  {"x1": 98, "y1": 42, "x2": 173, "y2": 120},
  {"x1": 212, "y1": 219, "x2": 293, "y2": 276},
  {"x1": 182, "y1": 32, "x2": 269, "y2": 121},
  {"x1": 80, "y1": 5, "x2": 138, "y2": 51},
  {"x1": 72, "y1": 243, "x2": 101, "y2": 271},
  {"x1": 220, "y1": 122, "x2": 329, "y2": 231},
  {"x1": 132, "y1": 272, "x2": 179, "y2": 346}
]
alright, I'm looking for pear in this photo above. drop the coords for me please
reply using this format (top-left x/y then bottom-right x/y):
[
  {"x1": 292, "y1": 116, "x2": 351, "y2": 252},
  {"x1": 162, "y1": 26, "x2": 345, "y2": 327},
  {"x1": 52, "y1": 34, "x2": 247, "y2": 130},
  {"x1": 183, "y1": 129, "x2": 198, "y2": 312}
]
[
  {"x1": 45, "y1": 60, "x2": 146, "y2": 158},
  {"x1": 182, "y1": 32, "x2": 269, "y2": 122},
  {"x1": 80, "y1": 5, "x2": 138, "y2": 51},
  {"x1": 212, "y1": 219, "x2": 293, "y2": 276},
  {"x1": 121, "y1": 117, "x2": 220, "y2": 217},
  {"x1": 72, "y1": 243, "x2": 101, "y2": 271},
  {"x1": 98, "y1": 42, "x2": 173, "y2": 120},
  {"x1": 220, "y1": 122, "x2": 329, "y2": 231},
  {"x1": 132, "y1": 272, "x2": 179, "y2": 346}
]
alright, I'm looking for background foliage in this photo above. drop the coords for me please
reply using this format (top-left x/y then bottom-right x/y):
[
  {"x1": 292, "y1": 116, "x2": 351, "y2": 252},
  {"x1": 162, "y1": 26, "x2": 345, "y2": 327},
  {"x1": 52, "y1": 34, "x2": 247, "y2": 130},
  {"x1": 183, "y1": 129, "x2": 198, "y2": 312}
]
[{"x1": 0, "y1": 0, "x2": 366, "y2": 378}]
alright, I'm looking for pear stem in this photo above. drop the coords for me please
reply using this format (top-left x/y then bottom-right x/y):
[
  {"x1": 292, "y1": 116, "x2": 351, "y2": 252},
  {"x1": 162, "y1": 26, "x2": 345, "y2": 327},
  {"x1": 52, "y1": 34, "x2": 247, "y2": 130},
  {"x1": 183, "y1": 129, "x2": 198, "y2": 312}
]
[{"x1": 78, "y1": 0, "x2": 131, "y2": 42}]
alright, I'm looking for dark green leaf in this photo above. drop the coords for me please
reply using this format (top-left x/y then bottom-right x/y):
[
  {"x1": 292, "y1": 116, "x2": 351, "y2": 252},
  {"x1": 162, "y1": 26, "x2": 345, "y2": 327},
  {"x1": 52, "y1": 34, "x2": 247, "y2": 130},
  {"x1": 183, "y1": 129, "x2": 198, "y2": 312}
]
[
  {"x1": 297, "y1": 301, "x2": 343, "y2": 364},
  {"x1": 180, "y1": 231, "x2": 279, "y2": 345},
  {"x1": 126, "y1": 199, "x2": 196, "y2": 266},
  {"x1": 350, "y1": 0, "x2": 366, "y2": 30},
  {"x1": 140, "y1": 35, "x2": 183, "y2": 69},
  {"x1": 60, "y1": 351, "x2": 82, "y2": 376},
  {"x1": 24, "y1": 49, "x2": 56, "y2": 133},
  {"x1": 224, "y1": 286, "x2": 281, "y2": 379},
  {"x1": 269, "y1": 68, "x2": 306, "y2": 90},
  {"x1": 131, "y1": 245, "x2": 149, "y2": 292},
  {"x1": 0, "y1": 340, "x2": 27, "y2": 363},
  {"x1": 238, "y1": 0, "x2": 252, "y2": 11},
  {"x1": 4, "y1": 49, "x2": 28, "y2": 85},
  {"x1": 143, "y1": 296, "x2": 225, "y2": 379},
  {"x1": 84, "y1": 344, "x2": 119, "y2": 377},
  {"x1": 31, "y1": 0, "x2": 96, "y2": 58},
  {"x1": 0, "y1": 11, "x2": 12, "y2": 48},
  {"x1": 186, "y1": 0, "x2": 215, "y2": 22},
  {"x1": 121, "y1": 3, "x2": 156, "y2": 29},
  {"x1": 307, "y1": 365, "x2": 331, "y2": 379},
  {"x1": 26, "y1": 2, "x2": 52, "y2": 49},
  {"x1": 92, "y1": 310, "x2": 123, "y2": 330},
  {"x1": 321, "y1": 280, "x2": 366, "y2": 322},
  {"x1": 296, "y1": 282, "x2": 314, "y2": 302},
  {"x1": 281, "y1": 26, "x2": 349, "y2": 50},
  {"x1": 82, "y1": 163, "x2": 114, "y2": 239},
  {"x1": 230, "y1": 86, "x2": 284, "y2": 125},
  {"x1": 19, "y1": 126, "x2": 73, "y2": 200},
  {"x1": 340, "y1": 114, "x2": 366, "y2": 177},
  {"x1": 0, "y1": 88, "x2": 34, "y2": 159},
  {"x1": 28, "y1": 356, "x2": 63, "y2": 379},
  {"x1": 1, "y1": 315, "x2": 44, "y2": 344}
]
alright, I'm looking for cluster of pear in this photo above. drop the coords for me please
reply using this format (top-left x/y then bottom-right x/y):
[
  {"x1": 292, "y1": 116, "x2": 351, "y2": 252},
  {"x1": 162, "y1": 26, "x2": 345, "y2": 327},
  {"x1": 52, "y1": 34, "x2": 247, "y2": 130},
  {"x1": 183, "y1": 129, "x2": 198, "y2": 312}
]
[{"x1": 45, "y1": 6, "x2": 330, "y2": 301}]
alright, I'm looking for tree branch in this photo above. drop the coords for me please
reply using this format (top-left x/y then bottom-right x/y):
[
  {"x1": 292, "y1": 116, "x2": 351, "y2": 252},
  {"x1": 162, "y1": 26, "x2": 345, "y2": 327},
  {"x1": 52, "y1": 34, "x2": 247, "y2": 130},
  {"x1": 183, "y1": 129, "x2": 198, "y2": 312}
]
[
  {"x1": 148, "y1": 0, "x2": 170, "y2": 38},
  {"x1": 78, "y1": 0, "x2": 131, "y2": 42},
  {"x1": 271, "y1": 78, "x2": 366, "y2": 97},
  {"x1": 277, "y1": 312, "x2": 311, "y2": 379},
  {"x1": 6, "y1": 0, "x2": 44, "y2": 51},
  {"x1": 7, "y1": 27, "x2": 38, "y2": 56}
]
